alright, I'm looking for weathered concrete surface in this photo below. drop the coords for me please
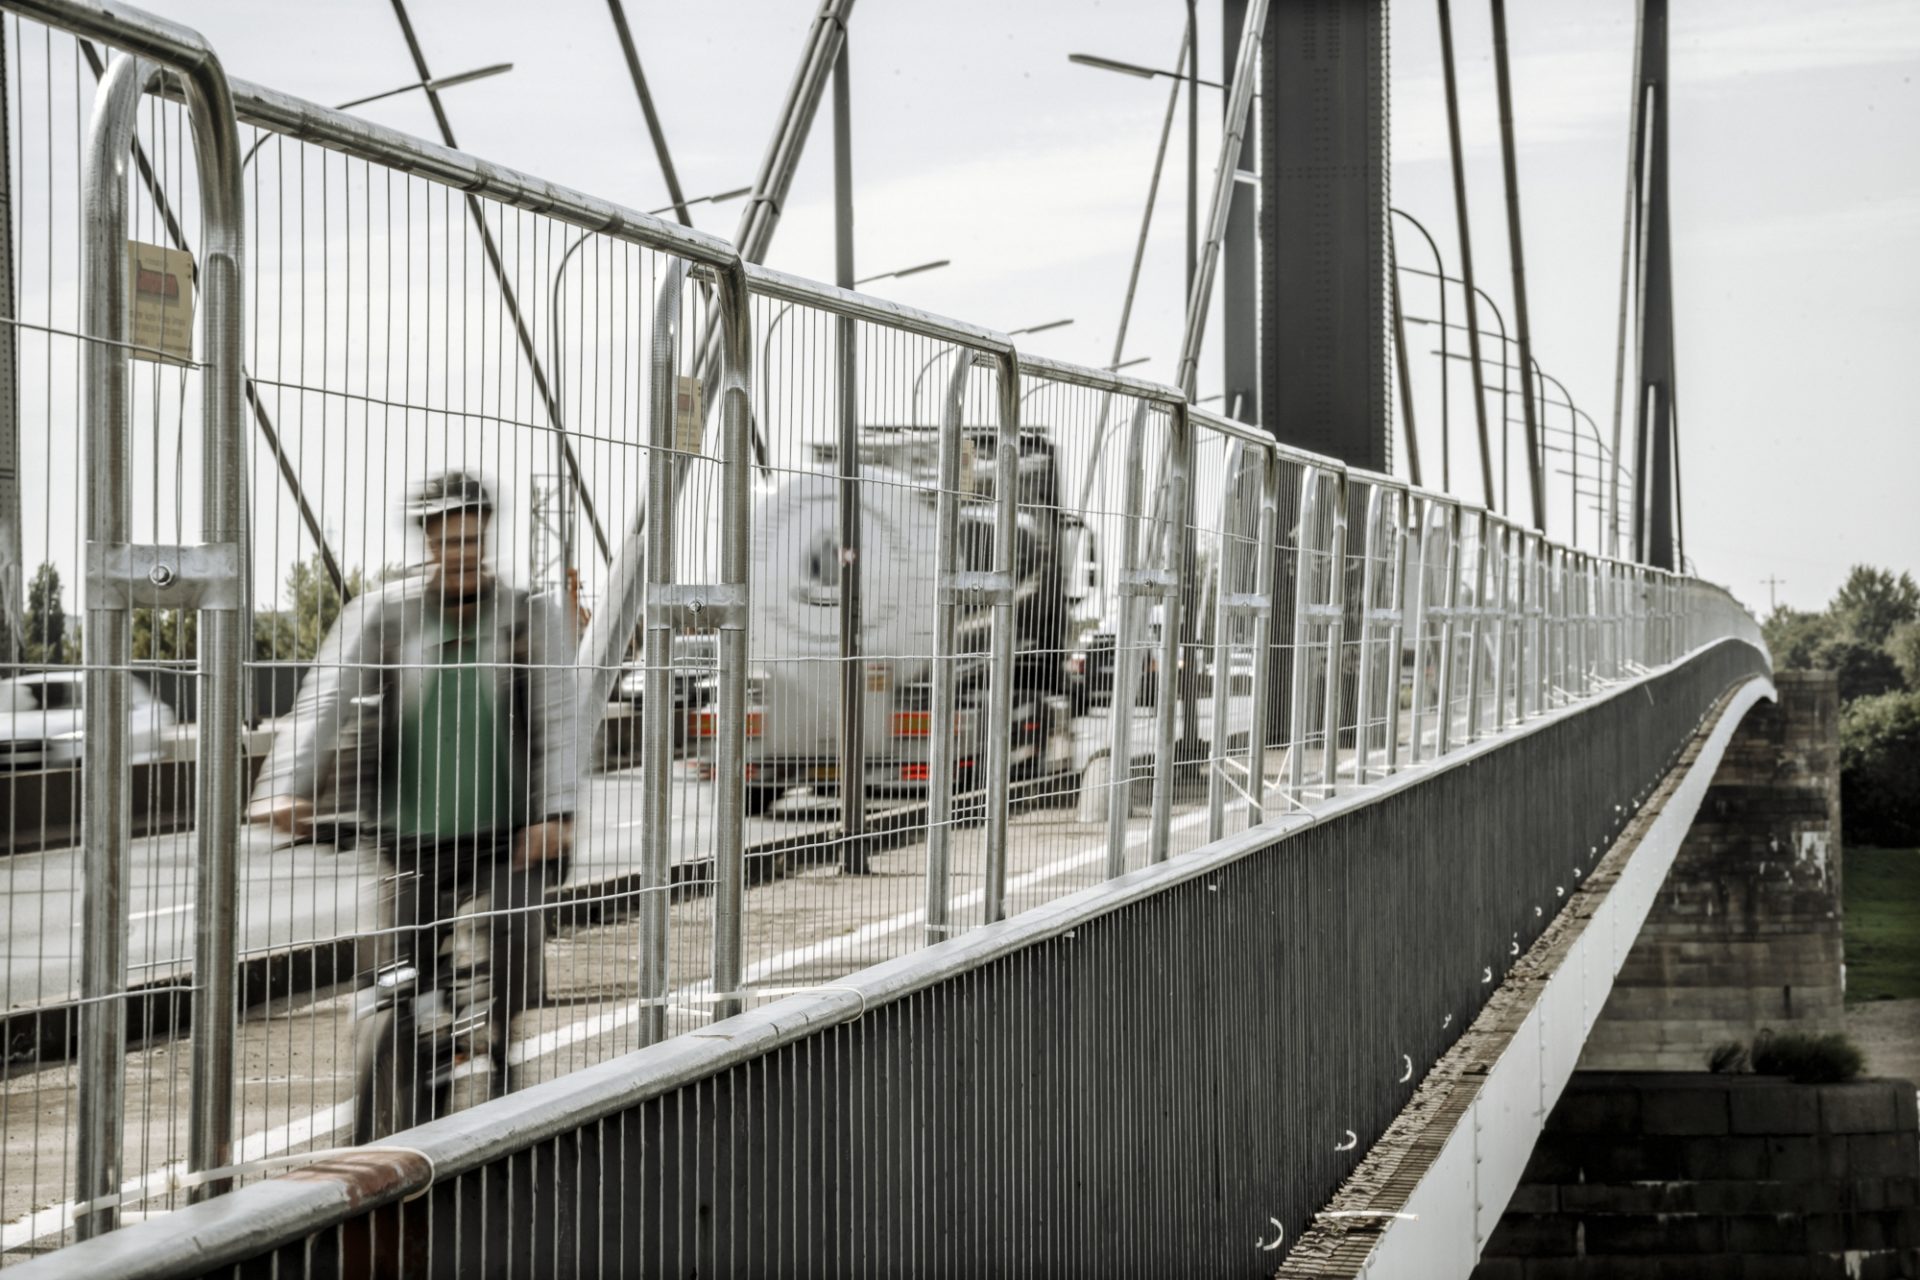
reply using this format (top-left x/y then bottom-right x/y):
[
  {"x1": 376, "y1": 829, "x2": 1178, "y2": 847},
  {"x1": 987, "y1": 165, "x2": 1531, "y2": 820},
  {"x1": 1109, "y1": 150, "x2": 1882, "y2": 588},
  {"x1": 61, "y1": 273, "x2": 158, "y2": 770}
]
[{"x1": 1581, "y1": 671, "x2": 1845, "y2": 1071}]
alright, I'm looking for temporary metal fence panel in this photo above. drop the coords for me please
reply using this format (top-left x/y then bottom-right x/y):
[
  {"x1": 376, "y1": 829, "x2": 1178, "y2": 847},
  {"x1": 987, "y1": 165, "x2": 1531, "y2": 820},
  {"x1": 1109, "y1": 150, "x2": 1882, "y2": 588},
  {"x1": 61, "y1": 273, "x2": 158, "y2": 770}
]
[{"x1": 0, "y1": 0, "x2": 1772, "y2": 1269}]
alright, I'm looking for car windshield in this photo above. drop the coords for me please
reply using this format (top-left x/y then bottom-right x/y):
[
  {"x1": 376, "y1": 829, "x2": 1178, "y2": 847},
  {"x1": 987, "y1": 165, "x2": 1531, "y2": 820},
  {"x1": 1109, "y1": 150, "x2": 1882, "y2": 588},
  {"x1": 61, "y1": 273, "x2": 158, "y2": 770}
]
[{"x1": 1, "y1": 678, "x2": 80, "y2": 711}]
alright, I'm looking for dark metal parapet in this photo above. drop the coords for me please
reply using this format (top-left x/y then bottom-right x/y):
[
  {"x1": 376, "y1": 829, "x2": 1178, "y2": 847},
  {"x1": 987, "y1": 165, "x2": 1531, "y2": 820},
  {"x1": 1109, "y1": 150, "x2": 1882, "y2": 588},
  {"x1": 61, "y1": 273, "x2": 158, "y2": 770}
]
[{"x1": 20, "y1": 640, "x2": 1768, "y2": 1278}]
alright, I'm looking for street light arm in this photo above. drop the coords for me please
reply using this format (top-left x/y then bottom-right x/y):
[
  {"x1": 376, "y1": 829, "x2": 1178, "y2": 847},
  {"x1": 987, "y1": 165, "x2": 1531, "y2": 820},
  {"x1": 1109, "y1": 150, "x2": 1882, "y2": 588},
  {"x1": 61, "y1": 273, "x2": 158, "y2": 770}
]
[{"x1": 1175, "y1": 0, "x2": 1268, "y2": 400}]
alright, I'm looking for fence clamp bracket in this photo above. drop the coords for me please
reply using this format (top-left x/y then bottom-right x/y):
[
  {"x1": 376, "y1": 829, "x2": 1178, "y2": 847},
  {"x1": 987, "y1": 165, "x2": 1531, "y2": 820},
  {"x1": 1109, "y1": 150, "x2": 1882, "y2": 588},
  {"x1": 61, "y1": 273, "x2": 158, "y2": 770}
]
[
  {"x1": 648, "y1": 583, "x2": 747, "y2": 630},
  {"x1": 1117, "y1": 568, "x2": 1177, "y2": 599},
  {"x1": 1220, "y1": 592, "x2": 1271, "y2": 618},
  {"x1": 88, "y1": 541, "x2": 243, "y2": 611},
  {"x1": 940, "y1": 571, "x2": 1012, "y2": 605}
]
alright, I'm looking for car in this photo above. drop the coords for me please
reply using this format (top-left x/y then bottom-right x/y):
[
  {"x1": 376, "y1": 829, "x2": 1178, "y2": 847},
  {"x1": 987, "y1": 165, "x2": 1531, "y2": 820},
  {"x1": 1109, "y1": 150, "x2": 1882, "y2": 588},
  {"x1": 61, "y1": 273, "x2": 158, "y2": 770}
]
[{"x1": 0, "y1": 671, "x2": 177, "y2": 770}]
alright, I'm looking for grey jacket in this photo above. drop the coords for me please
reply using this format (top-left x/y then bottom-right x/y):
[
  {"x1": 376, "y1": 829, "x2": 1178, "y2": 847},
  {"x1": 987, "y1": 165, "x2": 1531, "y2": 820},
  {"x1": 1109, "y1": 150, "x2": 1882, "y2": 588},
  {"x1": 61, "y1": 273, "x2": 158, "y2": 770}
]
[{"x1": 253, "y1": 575, "x2": 581, "y2": 828}]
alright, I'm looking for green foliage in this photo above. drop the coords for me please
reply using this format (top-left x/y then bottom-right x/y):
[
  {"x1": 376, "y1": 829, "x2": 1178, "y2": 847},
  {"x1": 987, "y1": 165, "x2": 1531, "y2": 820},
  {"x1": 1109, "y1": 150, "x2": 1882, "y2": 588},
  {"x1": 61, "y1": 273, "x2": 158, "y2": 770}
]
[
  {"x1": 1831, "y1": 566, "x2": 1920, "y2": 648},
  {"x1": 1843, "y1": 846, "x2": 1920, "y2": 1003},
  {"x1": 253, "y1": 554, "x2": 371, "y2": 662},
  {"x1": 1889, "y1": 621, "x2": 1920, "y2": 691},
  {"x1": 1818, "y1": 637, "x2": 1906, "y2": 703},
  {"x1": 23, "y1": 562, "x2": 75, "y2": 665},
  {"x1": 1842, "y1": 691, "x2": 1920, "y2": 849},
  {"x1": 1762, "y1": 606, "x2": 1835, "y2": 671},
  {"x1": 1748, "y1": 1030, "x2": 1865, "y2": 1084}
]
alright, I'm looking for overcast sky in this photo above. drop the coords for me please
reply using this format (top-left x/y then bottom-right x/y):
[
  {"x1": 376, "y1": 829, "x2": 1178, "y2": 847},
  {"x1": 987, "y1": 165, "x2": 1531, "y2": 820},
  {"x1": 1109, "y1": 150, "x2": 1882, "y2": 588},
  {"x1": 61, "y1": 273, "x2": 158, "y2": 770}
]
[{"x1": 112, "y1": 0, "x2": 1920, "y2": 614}]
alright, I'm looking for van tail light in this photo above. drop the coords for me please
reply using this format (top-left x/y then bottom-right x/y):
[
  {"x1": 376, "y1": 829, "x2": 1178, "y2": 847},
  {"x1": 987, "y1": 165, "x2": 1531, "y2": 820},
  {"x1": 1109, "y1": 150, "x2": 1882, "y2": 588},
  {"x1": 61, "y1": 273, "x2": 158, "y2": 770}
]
[
  {"x1": 900, "y1": 763, "x2": 930, "y2": 782},
  {"x1": 892, "y1": 711, "x2": 931, "y2": 738},
  {"x1": 690, "y1": 710, "x2": 763, "y2": 738}
]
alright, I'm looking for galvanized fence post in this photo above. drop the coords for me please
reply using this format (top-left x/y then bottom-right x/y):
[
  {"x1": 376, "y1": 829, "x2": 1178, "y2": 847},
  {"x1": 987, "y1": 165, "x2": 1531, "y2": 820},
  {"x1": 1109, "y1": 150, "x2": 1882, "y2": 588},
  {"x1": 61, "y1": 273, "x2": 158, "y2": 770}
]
[
  {"x1": 1383, "y1": 488, "x2": 1408, "y2": 776},
  {"x1": 1245, "y1": 446, "x2": 1277, "y2": 823},
  {"x1": 79, "y1": 43, "x2": 248, "y2": 1228},
  {"x1": 1105, "y1": 400, "x2": 1151, "y2": 877},
  {"x1": 1148, "y1": 398, "x2": 1191, "y2": 861},
  {"x1": 76, "y1": 54, "x2": 144, "y2": 1237},
  {"x1": 641, "y1": 260, "x2": 688, "y2": 1044},
  {"x1": 1405, "y1": 497, "x2": 1434, "y2": 766},
  {"x1": 1463, "y1": 510, "x2": 1487, "y2": 743},
  {"x1": 982, "y1": 349, "x2": 1021, "y2": 921},
  {"x1": 1434, "y1": 503, "x2": 1461, "y2": 756},
  {"x1": 1317, "y1": 471, "x2": 1348, "y2": 797},
  {"x1": 924, "y1": 349, "x2": 976, "y2": 942},
  {"x1": 1490, "y1": 522, "x2": 1510, "y2": 733},
  {"x1": 709, "y1": 257, "x2": 754, "y2": 1021},
  {"x1": 1285, "y1": 467, "x2": 1321, "y2": 804},
  {"x1": 1351, "y1": 485, "x2": 1382, "y2": 788},
  {"x1": 1206, "y1": 440, "x2": 1244, "y2": 842}
]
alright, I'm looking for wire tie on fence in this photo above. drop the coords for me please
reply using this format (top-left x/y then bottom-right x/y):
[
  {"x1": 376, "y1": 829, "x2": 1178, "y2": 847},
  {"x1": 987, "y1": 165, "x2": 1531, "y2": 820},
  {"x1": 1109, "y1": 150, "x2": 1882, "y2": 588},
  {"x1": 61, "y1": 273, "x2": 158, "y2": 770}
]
[
  {"x1": 1399, "y1": 1054, "x2": 1414, "y2": 1083},
  {"x1": 1334, "y1": 1130, "x2": 1358, "y2": 1152},
  {"x1": 1254, "y1": 1219, "x2": 1286, "y2": 1250}
]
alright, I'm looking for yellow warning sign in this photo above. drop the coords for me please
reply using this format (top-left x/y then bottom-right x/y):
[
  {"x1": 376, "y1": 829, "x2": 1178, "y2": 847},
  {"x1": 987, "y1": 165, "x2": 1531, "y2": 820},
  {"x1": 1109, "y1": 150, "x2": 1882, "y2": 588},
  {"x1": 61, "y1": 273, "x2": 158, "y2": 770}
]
[{"x1": 127, "y1": 240, "x2": 194, "y2": 366}]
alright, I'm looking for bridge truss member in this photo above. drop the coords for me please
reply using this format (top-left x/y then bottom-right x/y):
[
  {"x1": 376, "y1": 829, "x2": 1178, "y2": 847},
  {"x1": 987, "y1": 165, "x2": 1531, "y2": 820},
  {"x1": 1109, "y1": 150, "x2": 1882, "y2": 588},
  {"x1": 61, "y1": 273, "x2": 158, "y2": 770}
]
[{"x1": 249, "y1": 470, "x2": 580, "y2": 1141}]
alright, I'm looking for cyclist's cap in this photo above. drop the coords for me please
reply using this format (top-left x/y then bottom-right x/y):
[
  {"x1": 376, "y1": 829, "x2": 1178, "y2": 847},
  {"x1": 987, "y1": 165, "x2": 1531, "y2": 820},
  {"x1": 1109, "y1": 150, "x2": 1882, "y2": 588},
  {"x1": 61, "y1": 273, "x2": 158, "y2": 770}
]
[{"x1": 405, "y1": 469, "x2": 493, "y2": 523}]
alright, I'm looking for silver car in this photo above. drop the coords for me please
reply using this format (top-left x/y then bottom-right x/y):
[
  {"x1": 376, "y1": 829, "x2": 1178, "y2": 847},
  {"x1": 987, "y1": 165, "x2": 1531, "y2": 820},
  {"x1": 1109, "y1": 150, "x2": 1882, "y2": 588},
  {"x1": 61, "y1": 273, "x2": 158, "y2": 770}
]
[{"x1": 0, "y1": 671, "x2": 177, "y2": 770}]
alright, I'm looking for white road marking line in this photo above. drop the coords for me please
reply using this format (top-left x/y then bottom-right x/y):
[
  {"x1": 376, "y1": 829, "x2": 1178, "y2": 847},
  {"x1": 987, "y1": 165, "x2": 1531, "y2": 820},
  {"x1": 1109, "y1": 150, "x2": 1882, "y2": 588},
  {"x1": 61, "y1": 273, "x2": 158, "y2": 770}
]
[{"x1": 5, "y1": 796, "x2": 1243, "y2": 1250}]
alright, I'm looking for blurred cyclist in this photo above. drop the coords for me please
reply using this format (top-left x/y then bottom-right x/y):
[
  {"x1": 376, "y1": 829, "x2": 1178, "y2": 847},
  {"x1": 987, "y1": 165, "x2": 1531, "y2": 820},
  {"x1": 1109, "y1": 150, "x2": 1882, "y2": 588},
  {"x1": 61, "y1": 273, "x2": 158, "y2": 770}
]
[{"x1": 251, "y1": 470, "x2": 579, "y2": 1141}]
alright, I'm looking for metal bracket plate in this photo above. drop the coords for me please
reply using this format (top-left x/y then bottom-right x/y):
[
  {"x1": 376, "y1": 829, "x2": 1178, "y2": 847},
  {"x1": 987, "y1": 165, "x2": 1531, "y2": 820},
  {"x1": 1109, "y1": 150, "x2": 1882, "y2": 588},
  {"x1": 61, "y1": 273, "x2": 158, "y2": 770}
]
[
  {"x1": 1302, "y1": 602, "x2": 1343, "y2": 621},
  {"x1": 87, "y1": 541, "x2": 242, "y2": 611},
  {"x1": 940, "y1": 570, "x2": 1013, "y2": 604},
  {"x1": 1117, "y1": 568, "x2": 1177, "y2": 599},
  {"x1": 647, "y1": 582, "x2": 748, "y2": 630},
  {"x1": 1220, "y1": 592, "x2": 1271, "y2": 617}
]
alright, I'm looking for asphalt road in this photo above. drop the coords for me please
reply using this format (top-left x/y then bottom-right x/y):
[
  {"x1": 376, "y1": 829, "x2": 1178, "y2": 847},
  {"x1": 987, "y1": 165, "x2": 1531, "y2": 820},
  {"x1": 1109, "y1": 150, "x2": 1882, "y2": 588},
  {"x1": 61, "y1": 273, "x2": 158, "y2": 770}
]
[{"x1": 0, "y1": 763, "x2": 846, "y2": 1010}]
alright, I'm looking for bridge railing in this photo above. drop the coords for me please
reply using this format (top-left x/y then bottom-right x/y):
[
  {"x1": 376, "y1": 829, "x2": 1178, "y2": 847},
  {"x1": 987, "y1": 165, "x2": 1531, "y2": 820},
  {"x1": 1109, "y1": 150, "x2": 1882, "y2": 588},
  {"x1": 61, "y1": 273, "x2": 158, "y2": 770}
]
[{"x1": 0, "y1": 0, "x2": 1765, "y2": 1266}]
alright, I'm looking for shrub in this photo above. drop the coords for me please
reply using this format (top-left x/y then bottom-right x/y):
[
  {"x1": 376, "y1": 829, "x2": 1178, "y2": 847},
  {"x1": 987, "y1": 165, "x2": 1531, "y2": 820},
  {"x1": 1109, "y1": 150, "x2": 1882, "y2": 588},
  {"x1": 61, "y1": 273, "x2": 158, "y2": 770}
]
[
  {"x1": 1708, "y1": 1041, "x2": 1751, "y2": 1074},
  {"x1": 1840, "y1": 690, "x2": 1920, "y2": 848},
  {"x1": 1749, "y1": 1029, "x2": 1865, "y2": 1084}
]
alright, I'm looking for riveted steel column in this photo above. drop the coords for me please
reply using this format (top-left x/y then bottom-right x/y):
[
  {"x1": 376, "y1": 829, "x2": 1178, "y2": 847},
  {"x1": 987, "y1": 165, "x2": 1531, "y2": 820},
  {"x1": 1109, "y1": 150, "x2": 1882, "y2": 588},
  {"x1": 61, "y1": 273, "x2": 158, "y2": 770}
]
[
  {"x1": 1149, "y1": 399, "x2": 1192, "y2": 861},
  {"x1": 709, "y1": 257, "x2": 754, "y2": 1021},
  {"x1": 77, "y1": 54, "x2": 145, "y2": 1238},
  {"x1": 925, "y1": 350, "x2": 976, "y2": 943},
  {"x1": 983, "y1": 350, "x2": 1022, "y2": 920},
  {"x1": 1317, "y1": 471, "x2": 1348, "y2": 796},
  {"x1": 1105, "y1": 400, "x2": 1152, "y2": 877}
]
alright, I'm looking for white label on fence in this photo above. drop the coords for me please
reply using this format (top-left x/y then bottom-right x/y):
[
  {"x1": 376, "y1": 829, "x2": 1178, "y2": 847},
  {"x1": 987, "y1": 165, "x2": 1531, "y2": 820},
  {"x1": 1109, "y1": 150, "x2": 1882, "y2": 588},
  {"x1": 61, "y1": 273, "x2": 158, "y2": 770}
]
[
  {"x1": 675, "y1": 375, "x2": 704, "y2": 456},
  {"x1": 127, "y1": 240, "x2": 194, "y2": 365}
]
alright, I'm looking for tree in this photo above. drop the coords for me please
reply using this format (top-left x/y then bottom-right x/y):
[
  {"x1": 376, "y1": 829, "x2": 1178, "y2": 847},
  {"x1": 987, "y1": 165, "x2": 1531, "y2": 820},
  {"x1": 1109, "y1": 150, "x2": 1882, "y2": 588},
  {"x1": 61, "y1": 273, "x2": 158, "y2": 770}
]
[
  {"x1": 1830, "y1": 565, "x2": 1920, "y2": 648},
  {"x1": 23, "y1": 562, "x2": 72, "y2": 665},
  {"x1": 1762, "y1": 607, "x2": 1835, "y2": 671},
  {"x1": 252, "y1": 554, "x2": 370, "y2": 662},
  {"x1": 1888, "y1": 621, "x2": 1920, "y2": 691},
  {"x1": 1840, "y1": 689, "x2": 1920, "y2": 848}
]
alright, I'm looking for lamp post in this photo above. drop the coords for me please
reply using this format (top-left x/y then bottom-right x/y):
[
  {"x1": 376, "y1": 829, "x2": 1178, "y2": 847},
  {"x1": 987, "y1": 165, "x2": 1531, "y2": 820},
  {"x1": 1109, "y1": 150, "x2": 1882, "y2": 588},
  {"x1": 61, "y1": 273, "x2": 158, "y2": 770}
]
[
  {"x1": 241, "y1": 62, "x2": 514, "y2": 169},
  {"x1": 1391, "y1": 208, "x2": 1449, "y2": 491}
]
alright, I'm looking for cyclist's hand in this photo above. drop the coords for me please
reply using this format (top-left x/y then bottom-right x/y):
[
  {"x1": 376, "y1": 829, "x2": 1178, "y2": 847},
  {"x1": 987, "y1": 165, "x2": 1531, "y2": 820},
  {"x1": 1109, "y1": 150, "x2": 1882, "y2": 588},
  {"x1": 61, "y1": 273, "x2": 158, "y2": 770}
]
[
  {"x1": 250, "y1": 793, "x2": 314, "y2": 839},
  {"x1": 513, "y1": 818, "x2": 574, "y2": 871}
]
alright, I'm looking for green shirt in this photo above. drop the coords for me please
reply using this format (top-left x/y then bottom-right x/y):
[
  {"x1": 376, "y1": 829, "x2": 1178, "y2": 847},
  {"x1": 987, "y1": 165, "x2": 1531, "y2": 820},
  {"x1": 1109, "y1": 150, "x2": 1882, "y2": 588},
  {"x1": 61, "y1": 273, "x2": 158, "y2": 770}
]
[{"x1": 383, "y1": 610, "x2": 526, "y2": 838}]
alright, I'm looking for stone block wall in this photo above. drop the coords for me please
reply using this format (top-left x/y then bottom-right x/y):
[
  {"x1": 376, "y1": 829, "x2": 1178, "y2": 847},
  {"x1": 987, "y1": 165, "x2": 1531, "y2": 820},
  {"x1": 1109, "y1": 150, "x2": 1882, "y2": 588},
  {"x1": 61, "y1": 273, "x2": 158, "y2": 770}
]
[
  {"x1": 1581, "y1": 671, "x2": 1844, "y2": 1071},
  {"x1": 1475, "y1": 1072, "x2": 1920, "y2": 1279}
]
